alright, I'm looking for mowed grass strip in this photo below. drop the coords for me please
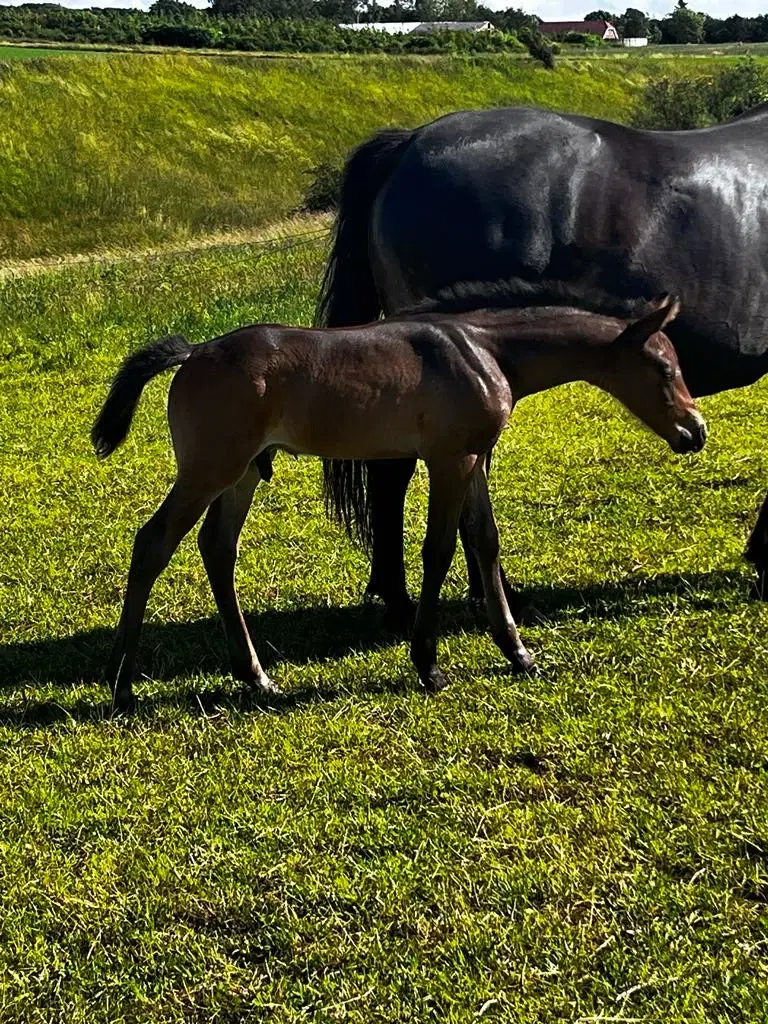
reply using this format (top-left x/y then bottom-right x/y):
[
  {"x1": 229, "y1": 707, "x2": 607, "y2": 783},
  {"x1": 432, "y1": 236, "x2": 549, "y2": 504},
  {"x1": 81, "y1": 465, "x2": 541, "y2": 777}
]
[
  {"x1": 0, "y1": 46, "x2": 89, "y2": 60},
  {"x1": 1, "y1": 242, "x2": 767, "y2": 1021}
]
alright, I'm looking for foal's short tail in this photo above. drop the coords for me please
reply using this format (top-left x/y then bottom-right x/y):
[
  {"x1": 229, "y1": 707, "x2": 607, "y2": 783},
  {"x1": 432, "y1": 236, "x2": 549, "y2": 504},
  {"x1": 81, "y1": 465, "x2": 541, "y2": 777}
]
[{"x1": 91, "y1": 334, "x2": 192, "y2": 459}]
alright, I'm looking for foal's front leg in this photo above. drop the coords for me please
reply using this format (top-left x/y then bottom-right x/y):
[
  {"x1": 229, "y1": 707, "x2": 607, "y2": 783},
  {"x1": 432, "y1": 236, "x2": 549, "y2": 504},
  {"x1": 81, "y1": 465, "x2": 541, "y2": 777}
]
[
  {"x1": 462, "y1": 462, "x2": 536, "y2": 674},
  {"x1": 410, "y1": 455, "x2": 477, "y2": 692},
  {"x1": 197, "y1": 460, "x2": 278, "y2": 696},
  {"x1": 459, "y1": 446, "x2": 522, "y2": 614}
]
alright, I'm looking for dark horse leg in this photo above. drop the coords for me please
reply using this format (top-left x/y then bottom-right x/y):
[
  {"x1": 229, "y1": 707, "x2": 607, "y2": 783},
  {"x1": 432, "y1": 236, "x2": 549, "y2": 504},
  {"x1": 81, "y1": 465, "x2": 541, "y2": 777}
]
[
  {"x1": 365, "y1": 458, "x2": 417, "y2": 630},
  {"x1": 366, "y1": 452, "x2": 522, "y2": 626},
  {"x1": 745, "y1": 492, "x2": 768, "y2": 598},
  {"x1": 197, "y1": 461, "x2": 278, "y2": 694},
  {"x1": 410, "y1": 455, "x2": 534, "y2": 694}
]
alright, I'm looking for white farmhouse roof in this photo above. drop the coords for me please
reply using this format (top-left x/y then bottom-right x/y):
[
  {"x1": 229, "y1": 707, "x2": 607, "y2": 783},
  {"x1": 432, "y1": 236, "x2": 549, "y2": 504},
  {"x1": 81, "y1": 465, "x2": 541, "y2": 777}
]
[{"x1": 340, "y1": 20, "x2": 492, "y2": 34}]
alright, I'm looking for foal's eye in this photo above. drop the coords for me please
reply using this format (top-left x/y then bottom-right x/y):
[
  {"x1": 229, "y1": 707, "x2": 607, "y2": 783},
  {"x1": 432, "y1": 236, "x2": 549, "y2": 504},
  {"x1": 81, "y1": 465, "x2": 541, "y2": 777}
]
[{"x1": 660, "y1": 362, "x2": 676, "y2": 382}]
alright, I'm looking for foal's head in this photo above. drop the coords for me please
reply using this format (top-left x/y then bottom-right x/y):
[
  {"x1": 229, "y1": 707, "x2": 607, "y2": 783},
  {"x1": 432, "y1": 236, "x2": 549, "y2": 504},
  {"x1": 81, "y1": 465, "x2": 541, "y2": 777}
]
[{"x1": 602, "y1": 295, "x2": 706, "y2": 455}]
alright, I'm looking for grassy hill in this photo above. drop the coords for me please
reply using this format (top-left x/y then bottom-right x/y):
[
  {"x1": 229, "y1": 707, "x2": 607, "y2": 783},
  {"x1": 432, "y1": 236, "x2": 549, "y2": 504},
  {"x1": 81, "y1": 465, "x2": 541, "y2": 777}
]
[{"x1": 0, "y1": 52, "x2": 703, "y2": 261}]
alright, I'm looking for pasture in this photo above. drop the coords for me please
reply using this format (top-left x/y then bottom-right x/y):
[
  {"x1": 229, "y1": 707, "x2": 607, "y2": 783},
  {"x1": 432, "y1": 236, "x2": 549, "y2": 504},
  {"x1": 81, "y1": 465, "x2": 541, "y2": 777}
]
[
  {"x1": 1, "y1": 235, "x2": 768, "y2": 1021},
  {"x1": 0, "y1": 51, "x2": 760, "y2": 263}
]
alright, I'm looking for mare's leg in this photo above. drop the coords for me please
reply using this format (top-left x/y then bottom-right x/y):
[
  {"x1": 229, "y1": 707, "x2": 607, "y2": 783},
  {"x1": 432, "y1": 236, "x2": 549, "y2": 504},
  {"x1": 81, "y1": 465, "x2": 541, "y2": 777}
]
[
  {"x1": 106, "y1": 481, "x2": 216, "y2": 711},
  {"x1": 366, "y1": 458, "x2": 418, "y2": 630},
  {"x1": 463, "y1": 463, "x2": 535, "y2": 673},
  {"x1": 197, "y1": 461, "x2": 277, "y2": 695},
  {"x1": 458, "y1": 447, "x2": 522, "y2": 614},
  {"x1": 745, "y1": 492, "x2": 768, "y2": 598},
  {"x1": 410, "y1": 456, "x2": 476, "y2": 693}
]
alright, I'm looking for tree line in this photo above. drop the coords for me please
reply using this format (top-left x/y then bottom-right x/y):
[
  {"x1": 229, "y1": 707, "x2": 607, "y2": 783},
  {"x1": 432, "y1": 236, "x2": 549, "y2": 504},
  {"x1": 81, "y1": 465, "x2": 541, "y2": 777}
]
[
  {"x1": 0, "y1": 0, "x2": 764, "y2": 52},
  {"x1": 0, "y1": 1, "x2": 529, "y2": 52},
  {"x1": 586, "y1": 1, "x2": 768, "y2": 45}
]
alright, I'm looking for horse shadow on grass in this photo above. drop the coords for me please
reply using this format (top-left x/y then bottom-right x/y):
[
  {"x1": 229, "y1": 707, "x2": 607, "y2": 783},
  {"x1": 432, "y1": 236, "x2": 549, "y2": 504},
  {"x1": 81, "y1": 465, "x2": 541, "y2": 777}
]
[{"x1": 0, "y1": 565, "x2": 753, "y2": 729}]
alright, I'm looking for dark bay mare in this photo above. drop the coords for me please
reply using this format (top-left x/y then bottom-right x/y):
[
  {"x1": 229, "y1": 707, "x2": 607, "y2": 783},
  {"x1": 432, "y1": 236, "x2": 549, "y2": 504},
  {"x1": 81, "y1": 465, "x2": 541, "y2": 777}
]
[
  {"x1": 317, "y1": 104, "x2": 768, "y2": 622},
  {"x1": 91, "y1": 297, "x2": 704, "y2": 710}
]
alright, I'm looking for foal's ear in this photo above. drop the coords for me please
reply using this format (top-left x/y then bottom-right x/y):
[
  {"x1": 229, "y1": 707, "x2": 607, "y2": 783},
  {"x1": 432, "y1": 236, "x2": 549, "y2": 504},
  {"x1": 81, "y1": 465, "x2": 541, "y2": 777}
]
[{"x1": 615, "y1": 294, "x2": 681, "y2": 349}]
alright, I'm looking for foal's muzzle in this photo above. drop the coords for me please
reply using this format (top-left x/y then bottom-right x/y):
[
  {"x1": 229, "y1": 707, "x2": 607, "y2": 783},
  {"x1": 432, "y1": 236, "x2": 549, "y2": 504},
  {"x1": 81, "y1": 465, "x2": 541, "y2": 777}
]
[{"x1": 672, "y1": 412, "x2": 707, "y2": 454}]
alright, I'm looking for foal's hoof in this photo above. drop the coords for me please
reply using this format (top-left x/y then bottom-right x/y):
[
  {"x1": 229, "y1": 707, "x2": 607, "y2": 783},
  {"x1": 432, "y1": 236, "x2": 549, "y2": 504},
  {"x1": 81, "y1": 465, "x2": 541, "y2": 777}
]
[
  {"x1": 422, "y1": 667, "x2": 449, "y2": 694},
  {"x1": 249, "y1": 675, "x2": 282, "y2": 699},
  {"x1": 511, "y1": 650, "x2": 538, "y2": 676}
]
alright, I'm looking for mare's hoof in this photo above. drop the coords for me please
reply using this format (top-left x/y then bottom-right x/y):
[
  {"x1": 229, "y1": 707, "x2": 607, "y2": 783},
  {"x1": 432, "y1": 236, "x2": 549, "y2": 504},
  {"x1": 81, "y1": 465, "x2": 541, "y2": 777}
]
[
  {"x1": 110, "y1": 690, "x2": 136, "y2": 715},
  {"x1": 511, "y1": 650, "x2": 538, "y2": 676},
  {"x1": 423, "y1": 667, "x2": 449, "y2": 694}
]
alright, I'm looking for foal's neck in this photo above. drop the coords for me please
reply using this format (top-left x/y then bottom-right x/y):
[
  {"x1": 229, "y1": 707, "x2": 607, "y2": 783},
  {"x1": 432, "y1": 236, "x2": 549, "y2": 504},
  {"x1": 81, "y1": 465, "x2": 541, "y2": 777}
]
[{"x1": 486, "y1": 321, "x2": 613, "y2": 398}]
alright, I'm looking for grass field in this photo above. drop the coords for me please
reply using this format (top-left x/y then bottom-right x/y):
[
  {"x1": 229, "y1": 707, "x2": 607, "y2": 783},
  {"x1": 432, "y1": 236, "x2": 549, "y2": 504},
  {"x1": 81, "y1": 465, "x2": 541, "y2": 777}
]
[
  {"x1": 0, "y1": 45, "x2": 87, "y2": 60},
  {"x1": 0, "y1": 51, "x2": 754, "y2": 263},
  {"x1": 1, "y1": 237, "x2": 768, "y2": 1021}
]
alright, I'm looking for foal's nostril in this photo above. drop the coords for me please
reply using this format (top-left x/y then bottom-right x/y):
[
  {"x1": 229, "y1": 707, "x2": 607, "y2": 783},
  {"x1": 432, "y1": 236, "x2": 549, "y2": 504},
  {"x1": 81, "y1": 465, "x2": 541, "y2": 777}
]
[
  {"x1": 678, "y1": 416, "x2": 707, "y2": 454},
  {"x1": 693, "y1": 417, "x2": 708, "y2": 451}
]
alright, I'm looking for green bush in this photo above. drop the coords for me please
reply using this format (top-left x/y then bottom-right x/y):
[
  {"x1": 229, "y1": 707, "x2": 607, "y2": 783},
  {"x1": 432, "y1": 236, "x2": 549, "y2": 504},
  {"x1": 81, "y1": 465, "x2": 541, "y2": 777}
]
[
  {"x1": 518, "y1": 26, "x2": 555, "y2": 68},
  {"x1": 300, "y1": 161, "x2": 341, "y2": 212},
  {"x1": 562, "y1": 31, "x2": 605, "y2": 46},
  {"x1": 633, "y1": 56, "x2": 768, "y2": 129}
]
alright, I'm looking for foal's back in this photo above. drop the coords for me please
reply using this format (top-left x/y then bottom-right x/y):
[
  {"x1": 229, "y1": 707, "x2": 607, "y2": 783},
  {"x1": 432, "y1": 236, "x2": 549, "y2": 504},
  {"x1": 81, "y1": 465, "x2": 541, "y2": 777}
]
[{"x1": 170, "y1": 318, "x2": 511, "y2": 463}]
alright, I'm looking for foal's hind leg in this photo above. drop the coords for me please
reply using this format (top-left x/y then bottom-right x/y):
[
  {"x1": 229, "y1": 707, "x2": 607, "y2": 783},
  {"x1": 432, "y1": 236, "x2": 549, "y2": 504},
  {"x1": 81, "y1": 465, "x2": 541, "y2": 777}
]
[
  {"x1": 462, "y1": 462, "x2": 535, "y2": 674},
  {"x1": 197, "y1": 461, "x2": 278, "y2": 696},
  {"x1": 106, "y1": 481, "x2": 217, "y2": 711},
  {"x1": 410, "y1": 456, "x2": 476, "y2": 693}
]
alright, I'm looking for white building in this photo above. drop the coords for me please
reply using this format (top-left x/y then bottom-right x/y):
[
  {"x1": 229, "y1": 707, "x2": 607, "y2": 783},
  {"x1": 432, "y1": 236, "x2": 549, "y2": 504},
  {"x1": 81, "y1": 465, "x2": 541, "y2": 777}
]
[{"x1": 340, "y1": 21, "x2": 492, "y2": 34}]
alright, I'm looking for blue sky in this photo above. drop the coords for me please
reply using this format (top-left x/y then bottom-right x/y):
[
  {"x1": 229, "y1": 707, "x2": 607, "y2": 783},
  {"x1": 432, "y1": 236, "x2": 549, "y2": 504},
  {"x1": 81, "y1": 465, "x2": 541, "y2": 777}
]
[{"x1": 4, "y1": 0, "x2": 758, "y2": 18}]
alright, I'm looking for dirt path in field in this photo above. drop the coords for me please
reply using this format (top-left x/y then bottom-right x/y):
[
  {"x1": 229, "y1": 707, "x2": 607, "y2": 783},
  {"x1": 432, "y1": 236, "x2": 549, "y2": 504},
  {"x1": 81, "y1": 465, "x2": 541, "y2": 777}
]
[{"x1": 0, "y1": 212, "x2": 332, "y2": 281}]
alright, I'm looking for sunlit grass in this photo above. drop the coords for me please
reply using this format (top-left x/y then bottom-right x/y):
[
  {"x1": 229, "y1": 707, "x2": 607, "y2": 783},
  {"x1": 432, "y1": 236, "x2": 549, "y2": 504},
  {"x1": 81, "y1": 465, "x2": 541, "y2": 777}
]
[
  {"x1": 0, "y1": 51, "x2": 745, "y2": 262},
  {"x1": 1, "y1": 241, "x2": 767, "y2": 1020}
]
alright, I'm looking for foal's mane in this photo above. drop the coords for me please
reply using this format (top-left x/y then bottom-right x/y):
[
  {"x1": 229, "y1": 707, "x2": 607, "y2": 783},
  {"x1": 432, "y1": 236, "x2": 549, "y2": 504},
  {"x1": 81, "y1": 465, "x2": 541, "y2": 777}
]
[{"x1": 398, "y1": 278, "x2": 652, "y2": 321}]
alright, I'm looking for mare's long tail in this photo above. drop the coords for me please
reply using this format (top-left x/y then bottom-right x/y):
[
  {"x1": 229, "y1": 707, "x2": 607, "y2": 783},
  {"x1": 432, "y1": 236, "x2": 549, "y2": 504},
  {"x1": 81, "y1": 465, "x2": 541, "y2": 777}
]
[
  {"x1": 91, "y1": 335, "x2": 192, "y2": 459},
  {"x1": 315, "y1": 127, "x2": 412, "y2": 550}
]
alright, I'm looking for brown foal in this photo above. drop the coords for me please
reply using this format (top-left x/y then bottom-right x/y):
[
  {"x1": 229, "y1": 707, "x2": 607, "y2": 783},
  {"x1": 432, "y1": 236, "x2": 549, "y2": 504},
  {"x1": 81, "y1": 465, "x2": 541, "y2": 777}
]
[{"x1": 92, "y1": 295, "x2": 705, "y2": 710}]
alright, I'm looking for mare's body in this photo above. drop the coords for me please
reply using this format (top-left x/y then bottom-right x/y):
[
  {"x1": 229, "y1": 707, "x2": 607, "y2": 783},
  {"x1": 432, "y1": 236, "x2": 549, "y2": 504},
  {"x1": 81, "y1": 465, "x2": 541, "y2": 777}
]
[
  {"x1": 318, "y1": 104, "x2": 768, "y2": 613},
  {"x1": 92, "y1": 301, "x2": 703, "y2": 710}
]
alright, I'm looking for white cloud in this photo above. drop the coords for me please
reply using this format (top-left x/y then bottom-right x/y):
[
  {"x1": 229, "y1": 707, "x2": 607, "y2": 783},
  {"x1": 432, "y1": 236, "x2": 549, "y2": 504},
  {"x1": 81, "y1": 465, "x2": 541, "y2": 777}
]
[{"x1": 529, "y1": 0, "x2": 765, "y2": 15}]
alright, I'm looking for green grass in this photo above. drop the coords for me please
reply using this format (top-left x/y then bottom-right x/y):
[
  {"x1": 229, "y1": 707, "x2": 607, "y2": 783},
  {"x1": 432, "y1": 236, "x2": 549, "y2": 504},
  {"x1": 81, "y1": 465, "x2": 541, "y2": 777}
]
[
  {"x1": 0, "y1": 45, "x2": 87, "y2": 60},
  {"x1": 0, "y1": 51, "x2": 749, "y2": 263},
  {"x1": 1, "y1": 240, "x2": 768, "y2": 1021}
]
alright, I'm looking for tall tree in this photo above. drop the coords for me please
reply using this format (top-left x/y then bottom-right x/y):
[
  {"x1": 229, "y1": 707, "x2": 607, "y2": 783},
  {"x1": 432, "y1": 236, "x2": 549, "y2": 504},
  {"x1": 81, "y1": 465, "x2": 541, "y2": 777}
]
[
  {"x1": 621, "y1": 6, "x2": 648, "y2": 36},
  {"x1": 662, "y1": 0, "x2": 705, "y2": 42}
]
